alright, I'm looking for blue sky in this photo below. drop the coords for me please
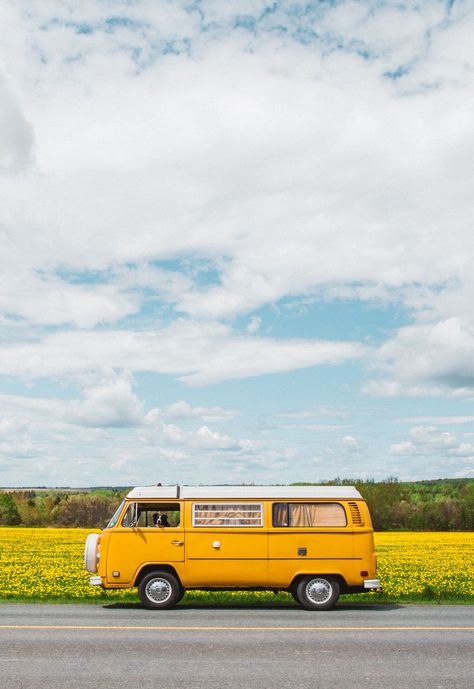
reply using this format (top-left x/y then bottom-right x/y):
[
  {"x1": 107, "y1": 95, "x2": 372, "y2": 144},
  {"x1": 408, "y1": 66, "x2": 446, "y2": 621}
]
[{"x1": 1, "y1": 0, "x2": 473, "y2": 486}]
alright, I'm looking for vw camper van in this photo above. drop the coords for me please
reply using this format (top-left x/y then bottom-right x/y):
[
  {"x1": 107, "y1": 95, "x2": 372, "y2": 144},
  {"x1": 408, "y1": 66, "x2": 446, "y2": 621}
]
[{"x1": 84, "y1": 485, "x2": 380, "y2": 610}]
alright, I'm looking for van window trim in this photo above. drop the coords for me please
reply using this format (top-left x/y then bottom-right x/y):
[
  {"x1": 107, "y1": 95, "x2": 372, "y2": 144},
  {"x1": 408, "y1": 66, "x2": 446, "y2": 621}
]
[
  {"x1": 192, "y1": 502, "x2": 264, "y2": 528},
  {"x1": 120, "y1": 500, "x2": 182, "y2": 528},
  {"x1": 272, "y1": 501, "x2": 348, "y2": 528}
]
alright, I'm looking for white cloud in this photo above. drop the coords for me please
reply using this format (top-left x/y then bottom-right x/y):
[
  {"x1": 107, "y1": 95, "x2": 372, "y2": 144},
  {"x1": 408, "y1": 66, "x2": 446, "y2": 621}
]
[
  {"x1": 191, "y1": 426, "x2": 239, "y2": 451},
  {"x1": 140, "y1": 409, "x2": 187, "y2": 446},
  {"x1": 68, "y1": 375, "x2": 144, "y2": 428},
  {"x1": 280, "y1": 423, "x2": 354, "y2": 432},
  {"x1": 390, "y1": 426, "x2": 474, "y2": 464},
  {"x1": 140, "y1": 411, "x2": 246, "y2": 453},
  {"x1": 0, "y1": 388, "x2": 237, "y2": 442},
  {"x1": 0, "y1": 76, "x2": 34, "y2": 174},
  {"x1": 390, "y1": 441, "x2": 414, "y2": 457},
  {"x1": 0, "y1": 417, "x2": 27, "y2": 439},
  {"x1": 341, "y1": 435, "x2": 362, "y2": 450},
  {"x1": 395, "y1": 416, "x2": 474, "y2": 425},
  {"x1": 366, "y1": 318, "x2": 474, "y2": 399},
  {"x1": 276, "y1": 406, "x2": 347, "y2": 420},
  {"x1": 0, "y1": 372, "x2": 143, "y2": 431},
  {"x1": 0, "y1": 273, "x2": 140, "y2": 328},
  {"x1": 0, "y1": 321, "x2": 365, "y2": 384},
  {"x1": 0, "y1": 417, "x2": 33, "y2": 458},
  {"x1": 246, "y1": 316, "x2": 262, "y2": 334},
  {"x1": 164, "y1": 400, "x2": 238, "y2": 422}
]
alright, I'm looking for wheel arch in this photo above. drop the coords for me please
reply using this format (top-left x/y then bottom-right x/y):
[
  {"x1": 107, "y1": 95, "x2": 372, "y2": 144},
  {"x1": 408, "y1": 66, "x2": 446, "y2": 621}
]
[
  {"x1": 288, "y1": 573, "x2": 348, "y2": 594},
  {"x1": 134, "y1": 564, "x2": 182, "y2": 588}
]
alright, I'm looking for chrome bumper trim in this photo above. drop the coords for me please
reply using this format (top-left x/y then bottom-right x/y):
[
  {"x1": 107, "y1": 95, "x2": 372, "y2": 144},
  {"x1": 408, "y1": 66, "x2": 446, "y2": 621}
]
[
  {"x1": 363, "y1": 578, "x2": 381, "y2": 589},
  {"x1": 89, "y1": 576, "x2": 103, "y2": 586}
]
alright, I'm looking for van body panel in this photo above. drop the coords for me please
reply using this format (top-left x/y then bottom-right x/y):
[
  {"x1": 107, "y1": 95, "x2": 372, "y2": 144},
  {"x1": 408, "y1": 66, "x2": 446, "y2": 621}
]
[
  {"x1": 268, "y1": 530, "x2": 354, "y2": 559},
  {"x1": 105, "y1": 525, "x2": 185, "y2": 585},
  {"x1": 182, "y1": 558, "x2": 268, "y2": 587},
  {"x1": 186, "y1": 530, "x2": 268, "y2": 559},
  {"x1": 268, "y1": 530, "x2": 354, "y2": 586},
  {"x1": 183, "y1": 531, "x2": 268, "y2": 586},
  {"x1": 353, "y1": 531, "x2": 377, "y2": 578},
  {"x1": 268, "y1": 560, "x2": 364, "y2": 588}
]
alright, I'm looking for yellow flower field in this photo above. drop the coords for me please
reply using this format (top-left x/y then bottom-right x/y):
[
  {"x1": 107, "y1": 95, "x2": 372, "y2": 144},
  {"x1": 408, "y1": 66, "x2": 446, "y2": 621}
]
[
  {"x1": 0, "y1": 528, "x2": 473, "y2": 603},
  {"x1": 374, "y1": 532, "x2": 474, "y2": 599}
]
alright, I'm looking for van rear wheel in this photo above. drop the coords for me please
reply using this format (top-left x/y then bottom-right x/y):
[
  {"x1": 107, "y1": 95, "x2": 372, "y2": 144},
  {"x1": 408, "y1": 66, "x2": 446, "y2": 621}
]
[
  {"x1": 138, "y1": 571, "x2": 181, "y2": 610},
  {"x1": 289, "y1": 588, "x2": 299, "y2": 604},
  {"x1": 296, "y1": 576, "x2": 340, "y2": 611}
]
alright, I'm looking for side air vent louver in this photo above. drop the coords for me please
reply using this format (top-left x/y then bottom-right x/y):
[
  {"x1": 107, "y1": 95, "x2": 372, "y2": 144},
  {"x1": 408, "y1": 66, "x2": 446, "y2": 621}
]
[{"x1": 348, "y1": 501, "x2": 364, "y2": 526}]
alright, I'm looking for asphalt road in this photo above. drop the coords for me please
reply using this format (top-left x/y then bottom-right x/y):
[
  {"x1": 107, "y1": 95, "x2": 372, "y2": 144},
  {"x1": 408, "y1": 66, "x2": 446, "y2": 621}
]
[{"x1": 0, "y1": 603, "x2": 473, "y2": 689}]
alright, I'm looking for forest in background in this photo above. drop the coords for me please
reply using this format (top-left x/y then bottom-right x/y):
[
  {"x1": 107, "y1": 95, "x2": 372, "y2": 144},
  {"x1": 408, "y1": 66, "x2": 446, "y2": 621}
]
[{"x1": 1, "y1": 478, "x2": 474, "y2": 531}]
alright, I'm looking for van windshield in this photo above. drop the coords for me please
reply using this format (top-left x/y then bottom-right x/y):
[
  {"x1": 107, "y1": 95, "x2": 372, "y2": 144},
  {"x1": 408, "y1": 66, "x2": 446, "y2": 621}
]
[{"x1": 106, "y1": 499, "x2": 126, "y2": 528}]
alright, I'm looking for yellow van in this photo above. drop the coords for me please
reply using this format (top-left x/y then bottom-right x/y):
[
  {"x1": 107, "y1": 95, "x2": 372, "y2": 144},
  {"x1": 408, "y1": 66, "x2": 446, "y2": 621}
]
[{"x1": 84, "y1": 485, "x2": 380, "y2": 610}]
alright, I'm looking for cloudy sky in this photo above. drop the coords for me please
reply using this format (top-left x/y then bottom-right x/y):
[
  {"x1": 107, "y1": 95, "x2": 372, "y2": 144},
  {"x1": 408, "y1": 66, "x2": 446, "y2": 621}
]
[{"x1": 1, "y1": 0, "x2": 473, "y2": 487}]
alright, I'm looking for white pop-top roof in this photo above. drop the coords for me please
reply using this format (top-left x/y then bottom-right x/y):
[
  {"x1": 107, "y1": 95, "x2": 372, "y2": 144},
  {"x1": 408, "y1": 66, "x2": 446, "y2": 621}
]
[{"x1": 126, "y1": 485, "x2": 363, "y2": 500}]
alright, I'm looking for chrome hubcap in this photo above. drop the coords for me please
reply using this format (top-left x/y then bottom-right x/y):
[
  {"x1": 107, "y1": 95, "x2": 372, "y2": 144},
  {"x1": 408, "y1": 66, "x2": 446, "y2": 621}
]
[
  {"x1": 145, "y1": 578, "x2": 172, "y2": 604},
  {"x1": 306, "y1": 578, "x2": 332, "y2": 604}
]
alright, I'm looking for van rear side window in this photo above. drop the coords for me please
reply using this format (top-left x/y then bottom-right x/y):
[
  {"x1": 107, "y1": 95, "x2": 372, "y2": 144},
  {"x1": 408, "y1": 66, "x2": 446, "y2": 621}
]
[
  {"x1": 193, "y1": 503, "x2": 263, "y2": 527},
  {"x1": 272, "y1": 502, "x2": 347, "y2": 527}
]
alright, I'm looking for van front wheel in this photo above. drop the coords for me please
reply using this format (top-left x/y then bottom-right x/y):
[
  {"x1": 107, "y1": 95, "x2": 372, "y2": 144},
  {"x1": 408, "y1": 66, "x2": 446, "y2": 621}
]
[
  {"x1": 138, "y1": 571, "x2": 181, "y2": 609},
  {"x1": 296, "y1": 576, "x2": 340, "y2": 611}
]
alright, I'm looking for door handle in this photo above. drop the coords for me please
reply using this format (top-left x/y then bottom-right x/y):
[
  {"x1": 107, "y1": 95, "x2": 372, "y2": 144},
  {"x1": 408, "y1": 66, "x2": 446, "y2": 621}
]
[{"x1": 171, "y1": 540, "x2": 184, "y2": 546}]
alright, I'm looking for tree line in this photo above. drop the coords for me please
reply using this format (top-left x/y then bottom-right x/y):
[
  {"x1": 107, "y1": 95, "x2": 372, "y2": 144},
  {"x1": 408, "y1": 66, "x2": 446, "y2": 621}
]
[
  {"x1": 0, "y1": 490, "x2": 122, "y2": 529},
  {"x1": 1, "y1": 479, "x2": 474, "y2": 530}
]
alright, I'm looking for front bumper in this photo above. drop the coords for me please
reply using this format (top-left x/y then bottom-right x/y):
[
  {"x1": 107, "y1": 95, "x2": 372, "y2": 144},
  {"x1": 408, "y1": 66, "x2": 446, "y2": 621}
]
[
  {"x1": 363, "y1": 578, "x2": 382, "y2": 590},
  {"x1": 89, "y1": 576, "x2": 103, "y2": 586}
]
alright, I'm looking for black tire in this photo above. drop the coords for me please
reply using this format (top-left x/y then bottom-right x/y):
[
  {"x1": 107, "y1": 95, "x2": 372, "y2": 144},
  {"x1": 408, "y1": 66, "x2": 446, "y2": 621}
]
[
  {"x1": 295, "y1": 576, "x2": 340, "y2": 611},
  {"x1": 138, "y1": 571, "x2": 182, "y2": 609},
  {"x1": 289, "y1": 588, "x2": 299, "y2": 603}
]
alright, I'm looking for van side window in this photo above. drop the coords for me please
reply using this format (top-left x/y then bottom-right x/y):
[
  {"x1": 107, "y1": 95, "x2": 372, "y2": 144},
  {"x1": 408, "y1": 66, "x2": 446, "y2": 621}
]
[
  {"x1": 193, "y1": 503, "x2": 263, "y2": 527},
  {"x1": 273, "y1": 502, "x2": 347, "y2": 527},
  {"x1": 121, "y1": 502, "x2": 181, "y2": 528}
]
